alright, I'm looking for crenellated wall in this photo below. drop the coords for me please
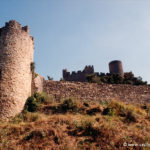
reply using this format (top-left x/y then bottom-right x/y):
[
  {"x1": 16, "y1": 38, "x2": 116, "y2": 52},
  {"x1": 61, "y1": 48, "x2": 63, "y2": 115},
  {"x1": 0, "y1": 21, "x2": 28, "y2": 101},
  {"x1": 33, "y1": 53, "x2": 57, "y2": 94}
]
[{"x1": 63, "y1": 65, "x2": 94, "y2": 82}]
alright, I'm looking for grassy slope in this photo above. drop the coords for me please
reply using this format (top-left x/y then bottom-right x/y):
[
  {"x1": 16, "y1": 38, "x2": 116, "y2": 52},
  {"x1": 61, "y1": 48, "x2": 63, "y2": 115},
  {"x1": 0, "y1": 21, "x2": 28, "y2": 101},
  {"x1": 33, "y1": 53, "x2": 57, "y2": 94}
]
[{"x1": 0, "y1": 94, "x2": 150, "y2": 150}]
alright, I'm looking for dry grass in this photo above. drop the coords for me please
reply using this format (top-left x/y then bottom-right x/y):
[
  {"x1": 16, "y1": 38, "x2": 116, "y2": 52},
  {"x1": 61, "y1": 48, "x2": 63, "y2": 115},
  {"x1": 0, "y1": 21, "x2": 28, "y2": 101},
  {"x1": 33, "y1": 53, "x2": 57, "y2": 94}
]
[{"x1": 0, "y1": 95, "x2": 150, "y2": 150}]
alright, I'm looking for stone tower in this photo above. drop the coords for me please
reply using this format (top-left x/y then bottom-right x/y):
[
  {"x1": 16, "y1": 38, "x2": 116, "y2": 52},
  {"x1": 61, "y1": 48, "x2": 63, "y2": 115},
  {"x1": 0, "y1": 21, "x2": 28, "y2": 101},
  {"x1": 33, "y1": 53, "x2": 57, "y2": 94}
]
[
  {"x1": 83, "y1": 65, "x2": 94, "y2": 74},
  {"x1": 0, "y1": 20, "x2": 34, "y2": 120},
  {"x1": 109, "y1": 60, "x2": 124, "y2": 77}
]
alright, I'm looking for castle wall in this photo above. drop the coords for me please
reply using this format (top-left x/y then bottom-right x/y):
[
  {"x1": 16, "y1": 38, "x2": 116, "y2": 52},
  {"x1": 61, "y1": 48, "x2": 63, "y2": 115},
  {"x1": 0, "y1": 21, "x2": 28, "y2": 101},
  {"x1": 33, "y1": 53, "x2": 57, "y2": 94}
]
[
  {"x1": 63, "y1": 65, "x2": 94, "y2": 82},
  {"x1": 43, "y1": 81, "x2": 150, "y2": 104},
  {"x1": 63, "y1": 71, "x2": 87, "y2": 82},
  {"x1": 33, "y1": 74, "x2": 44, "y2": 93},
  {"x1": 0, "y1": 20, "x2": 34, "y2": 120}
]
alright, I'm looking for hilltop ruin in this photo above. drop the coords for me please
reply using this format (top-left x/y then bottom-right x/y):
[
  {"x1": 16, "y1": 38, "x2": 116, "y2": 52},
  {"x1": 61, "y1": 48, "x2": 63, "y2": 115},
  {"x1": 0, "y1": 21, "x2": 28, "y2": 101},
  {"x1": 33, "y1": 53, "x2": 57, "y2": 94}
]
[{"x1": 0, "y1": 20, "x2": 149, "y2": 120}]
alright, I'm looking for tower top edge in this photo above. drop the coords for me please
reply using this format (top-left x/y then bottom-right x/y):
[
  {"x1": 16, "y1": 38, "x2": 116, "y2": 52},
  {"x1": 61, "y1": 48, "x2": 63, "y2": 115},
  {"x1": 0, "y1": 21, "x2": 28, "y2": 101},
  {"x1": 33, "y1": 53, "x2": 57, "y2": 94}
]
[
  {"x1": 0, "y1": 20, "x2": 31, "y2": 35},
  {"x1": 109, "y1": 60, "x2": 122, "y2": 64}
]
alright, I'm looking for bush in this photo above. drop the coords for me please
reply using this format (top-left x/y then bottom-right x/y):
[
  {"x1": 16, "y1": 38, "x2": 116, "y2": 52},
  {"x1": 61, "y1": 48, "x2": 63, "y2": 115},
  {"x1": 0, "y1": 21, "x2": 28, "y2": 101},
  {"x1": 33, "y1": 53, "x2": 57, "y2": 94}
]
[
  {"x1": 102, "y1": 107, "x2": 115, "y2": 116},
  {"x1": 102, "y1": 101, "x2": 138, "y2": 123},
  {"x1": 124, "y1": 111, "x2": 137, "y2": 123},
  {"x1": 11, "y1": 113, "x2": 24, "y2": 124},
  {"x1": 73, "y1": 117, "x2": 99, "y2": 138},
  {"x1": 23, "y1": 92, "x2": 53, "y2": 113},
  {"x1": 34, "y1": 92, "x2": 52, "y2": 103},
  {"x1": 47, "y1": 76, "x2": 53, "y2": 80},
  {"x1": 11, "y1": 112, "x2": 40, "y2": 123},
  {"x1": 59, "y1": 98, "x2": 77, "y2": 113},
  {"x1": 86, "y1": 74, "x2": 97, "y2": 83},
  {"x1": 102, "y1": 101, "x2": 134, "y2": 118},
  {"x1": 24, "y1": 96, "x2": 40, "y2": 112},
  {"x1": 25, "y1": 130, "x2": 46, "y2": 141},
  {"x1": 86, "y1": 107, "x2": 101, "y2": 115},
  {"x1": 86, "y1": 72, "x2": 147, "y2": 85},
  {"x1": 30, "y1": 62, "x2": 35, "y2": 74},
  {"x1": 109, "y1": 101, "x2": 127, "y2": 117}
]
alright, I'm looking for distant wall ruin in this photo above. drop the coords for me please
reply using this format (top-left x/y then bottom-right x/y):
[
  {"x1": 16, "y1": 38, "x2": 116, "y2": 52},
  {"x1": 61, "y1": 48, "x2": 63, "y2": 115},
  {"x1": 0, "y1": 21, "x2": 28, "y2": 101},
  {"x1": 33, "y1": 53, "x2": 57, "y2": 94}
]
[
  {"x1": 63, "y1": 65, "x2": 94, "y2": 82},
  {"x1": 63, "y1": 60, "x2": 124, "y2": 82}
]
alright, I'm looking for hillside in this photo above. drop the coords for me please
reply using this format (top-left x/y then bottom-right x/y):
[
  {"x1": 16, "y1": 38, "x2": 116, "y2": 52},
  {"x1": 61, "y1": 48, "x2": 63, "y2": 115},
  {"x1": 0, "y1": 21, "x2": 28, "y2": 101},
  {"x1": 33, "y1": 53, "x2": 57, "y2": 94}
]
[{"x1": 0, "y1": 92, "x2": 150, "y2": 150}]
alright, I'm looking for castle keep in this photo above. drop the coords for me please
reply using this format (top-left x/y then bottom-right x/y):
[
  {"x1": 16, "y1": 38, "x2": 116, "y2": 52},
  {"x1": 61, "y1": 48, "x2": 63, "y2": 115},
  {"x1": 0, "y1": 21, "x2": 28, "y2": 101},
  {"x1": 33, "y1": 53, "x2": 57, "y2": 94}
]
[
  {"x1": 109, "y1": 60, "x2": 124, "y2": 77},
  {"x1": 0, "y1": 20, "x2": 34, "y2": 120}
]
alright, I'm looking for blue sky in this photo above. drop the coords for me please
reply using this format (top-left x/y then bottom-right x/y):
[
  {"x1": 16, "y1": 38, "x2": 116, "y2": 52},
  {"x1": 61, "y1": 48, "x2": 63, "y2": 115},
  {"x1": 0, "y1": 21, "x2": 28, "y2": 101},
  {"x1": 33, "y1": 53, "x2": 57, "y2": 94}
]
[{"x1": 0, "y1": 0, "x2": 150, "y2": 82}]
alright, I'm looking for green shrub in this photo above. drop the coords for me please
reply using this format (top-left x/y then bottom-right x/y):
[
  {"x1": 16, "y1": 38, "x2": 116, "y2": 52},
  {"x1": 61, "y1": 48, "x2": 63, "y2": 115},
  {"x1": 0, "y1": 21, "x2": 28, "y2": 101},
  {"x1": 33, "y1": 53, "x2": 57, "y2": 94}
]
[
  {"x1": 86, "y1": 74, "x2": 101, "y2": 84},
  {"x1": 86, "y1": 107, "x2": 101, "y2": 115},
  {"x1": 23, "y1": 112, "x2": 40, "y2": 122},
  {"x1": 73, "y1": 117, "x2": 99, "y2": 138},
  {"x1": 102, "y1": 101, "x2": 127, "y2": 117},
  {"x1": 102, "y1": 107, "x2": 115, "y2": 116},
  {"x1": 91, "y1": 76, "x2": 101, "y2": 84},
  {"x1": 11, "y1": 113, "x2": 24, "y2": 124},
  {"x1": 23, "y1": 92, "x2": 53, "y2": 113},
  {"x1": 60, "y1": 98, "x2": 77, "y2": 113},
  {"x1": 86, "y1": 71, "x2": 147, "y2": 85},
  {"x1": 34, "y1": 92, "x2": 52, "y2": 103},
  {"x1": 110, "y1": 101, "x2": 127, "y2": 117},
  {"x1": 24, "y1": 96, "x2": 40, "y2": 112},
  {"x1": 30, "y1": 62, "x2": 35, "y2": 74},
  {"x1": 11, "y1": 112, "x2": 40, "y2": 123}
]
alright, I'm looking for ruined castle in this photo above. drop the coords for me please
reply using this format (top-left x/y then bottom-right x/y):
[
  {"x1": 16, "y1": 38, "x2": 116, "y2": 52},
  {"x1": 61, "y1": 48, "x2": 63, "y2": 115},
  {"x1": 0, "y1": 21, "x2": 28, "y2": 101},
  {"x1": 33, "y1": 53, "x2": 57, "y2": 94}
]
[
  {"x1": 63, "y1": 60, "x2": 124, "y2": 82},
  {"x1": 0, "y1": 20, "x2": 34, "y2": 120},
  {"x1": 63, "y1": 65, "x2": 95, "y2": 82},
  {"x1": 0, "y1": 20, "x2": 150, "y2": 120}
]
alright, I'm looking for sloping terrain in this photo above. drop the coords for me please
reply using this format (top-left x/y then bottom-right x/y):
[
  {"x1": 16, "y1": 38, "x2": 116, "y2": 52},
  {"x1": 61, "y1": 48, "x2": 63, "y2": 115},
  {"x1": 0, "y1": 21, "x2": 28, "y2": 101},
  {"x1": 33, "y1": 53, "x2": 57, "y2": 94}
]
[{"x1": 0, "y1": 93, "x2": 150, "y2": 150}]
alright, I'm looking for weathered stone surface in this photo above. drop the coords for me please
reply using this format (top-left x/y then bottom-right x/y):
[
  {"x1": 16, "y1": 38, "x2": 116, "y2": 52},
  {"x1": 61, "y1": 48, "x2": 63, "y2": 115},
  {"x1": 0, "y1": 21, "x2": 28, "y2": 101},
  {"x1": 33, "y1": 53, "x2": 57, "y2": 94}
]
[
  {"x1": 33, "y1": 74, "x2": 44, "y2": 93},
  {"x1": 43, "y1": 81, "x2": 150, "y2": 104},
  {"x1": 0, "y1": 20, "x2": 34, "y2": 120}
]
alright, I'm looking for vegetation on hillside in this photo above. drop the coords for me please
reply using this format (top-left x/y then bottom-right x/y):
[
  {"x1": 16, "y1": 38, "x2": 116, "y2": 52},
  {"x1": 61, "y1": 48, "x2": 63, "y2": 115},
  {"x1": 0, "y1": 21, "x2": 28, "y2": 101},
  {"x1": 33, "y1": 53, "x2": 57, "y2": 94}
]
[
  {"x1": 0, "y1": 93, "x2": 150, "y2": 149},
  {"x1": 30, "y1": 62, "x2": 38, "y2": 79},
  {"x1": 86, "y1": 72, "x2": 148, "y2": 85}
]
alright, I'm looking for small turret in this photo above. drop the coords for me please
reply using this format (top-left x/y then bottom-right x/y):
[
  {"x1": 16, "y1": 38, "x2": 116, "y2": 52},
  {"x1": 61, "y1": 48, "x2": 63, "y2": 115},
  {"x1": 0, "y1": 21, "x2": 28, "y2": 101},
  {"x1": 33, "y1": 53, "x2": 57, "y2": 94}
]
[
  {"x1": 63, "y1": 69, "x2": 70, "y2": 80},
  {"x1": 83, "y1": 65, "x2": 94, "y2": 74}
]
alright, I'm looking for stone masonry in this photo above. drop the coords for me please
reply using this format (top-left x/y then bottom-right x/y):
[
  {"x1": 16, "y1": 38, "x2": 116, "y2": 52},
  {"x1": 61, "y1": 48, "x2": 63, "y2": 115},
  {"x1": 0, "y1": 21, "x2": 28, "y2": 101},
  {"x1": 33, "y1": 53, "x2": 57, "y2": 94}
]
[
  {"x1": 0, "y1": 20, "x2": 34, "y2": 120},
  {"x1": 43, "y1": 80, "x2": 150, "y2": 104},
  {"x1": 63, "y1": 61, "x2": 124, "y2": 82},
  {"x1": 63, "y1": 65, "x2": 94, "y2": 82},
  {"x1": 0, "y1": 20, "x2": 150, "y2": 120}
]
